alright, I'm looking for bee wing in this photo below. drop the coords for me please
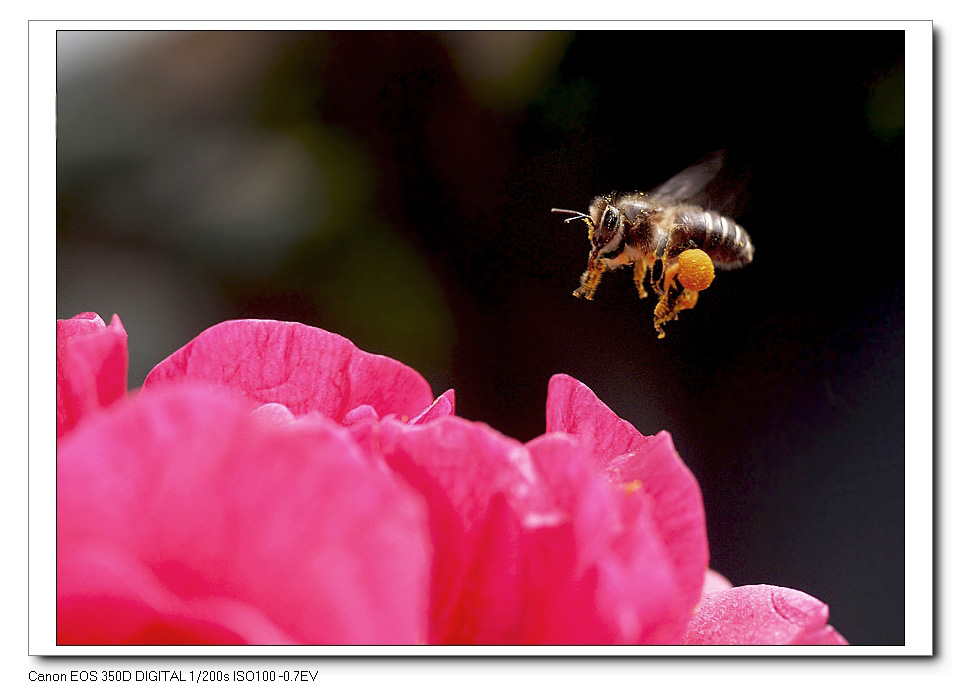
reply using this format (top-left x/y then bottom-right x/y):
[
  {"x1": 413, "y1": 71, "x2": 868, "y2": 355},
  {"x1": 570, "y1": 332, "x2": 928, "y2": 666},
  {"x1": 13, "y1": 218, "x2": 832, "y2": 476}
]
[
  {"x1": 649, "y1": 150, "x2": 751, "y2": 218},
  {"x1": 648, "y1": 150, "x2": 726, "y2": 204}
]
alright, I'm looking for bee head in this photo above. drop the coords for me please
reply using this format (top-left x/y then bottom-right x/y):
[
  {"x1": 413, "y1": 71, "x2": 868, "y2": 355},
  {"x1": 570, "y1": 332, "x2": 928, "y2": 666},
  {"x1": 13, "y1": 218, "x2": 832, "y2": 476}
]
[
  {"x1": 588, "y1": 198, "x2": 625, "y2": 259},
  {"x1": 552, "y1": 195, "x2": 625, "y2": 260}
]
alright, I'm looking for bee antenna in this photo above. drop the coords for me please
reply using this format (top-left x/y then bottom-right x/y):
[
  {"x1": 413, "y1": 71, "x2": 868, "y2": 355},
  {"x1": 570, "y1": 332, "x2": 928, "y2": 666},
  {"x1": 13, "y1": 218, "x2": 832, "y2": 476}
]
[{"x1": 551, "y1": 208, "x2": 590, "y2": 224}]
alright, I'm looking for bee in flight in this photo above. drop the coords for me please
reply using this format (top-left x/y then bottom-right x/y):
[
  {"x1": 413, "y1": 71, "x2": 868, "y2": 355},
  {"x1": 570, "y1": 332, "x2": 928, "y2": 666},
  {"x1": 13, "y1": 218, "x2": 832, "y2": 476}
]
[{"x1": 552, "y1": 151, "x2": 754, "y2": 338}]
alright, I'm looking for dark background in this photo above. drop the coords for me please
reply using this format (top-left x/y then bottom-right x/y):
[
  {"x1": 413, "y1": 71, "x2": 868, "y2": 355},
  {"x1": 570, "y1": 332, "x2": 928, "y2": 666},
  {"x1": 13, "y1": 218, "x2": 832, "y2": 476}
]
[{"x1": 56, "y1": 30, "x2": 906, "y2": 645}]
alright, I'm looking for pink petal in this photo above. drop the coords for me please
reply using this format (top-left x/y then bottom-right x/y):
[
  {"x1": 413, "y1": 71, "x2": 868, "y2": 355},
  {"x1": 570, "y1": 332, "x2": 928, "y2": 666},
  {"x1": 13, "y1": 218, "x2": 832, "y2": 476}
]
[
  {"x1": 546, "y1": 374, "x2": 649, "y2": 462},
  {"x1": 376, "y1": 415, "x2": 544, "y2": 530},
  {"x1": 702, "y1": 568, "x2": 734, "y2": 596},
  {"x1": 682, "y1": 584, "x2": 849, "y2": 645},
  {"x1": 367, "y1": 416, "x2": 555, "y2": 643},
  {"x1": 511, "y1": 523, "x2": 613, "y2": 644},
  {"x1": 474, "y1": 500, "x2": 620, "y2": 645},
  {"x1": 250, "y1": 402, "x2": 297, "y2": 426},
  {"x1": 142, "y1": 319, "x2": 434, "y2": 423},
  {"x1": 525, "y1": 433, "x2": 686, "y2": 644},
  {"x1": 57, "y1": 312, "x2": 128, "y2": 437},
  {"x1": 429, "y1": 463, "x2": 610, "y2": 645},
  {"x1": 343, "y1": 404, "x2": 379, "y2": 425},
  {"x1": 58, "y1": 383, "x2": 431, "y2": 645},
  {"x1": 408, "y1": 389, "x2": 456, "y2": 425},
  {"x1": 545, "y1": 374, "x2": 708, "y2": 625},
  {"x1": 58, "y1": 546, "x2": 295, "y2": 644},
  {"x1": 366, "y1": 413, "x2": 691, "y2": 644}
]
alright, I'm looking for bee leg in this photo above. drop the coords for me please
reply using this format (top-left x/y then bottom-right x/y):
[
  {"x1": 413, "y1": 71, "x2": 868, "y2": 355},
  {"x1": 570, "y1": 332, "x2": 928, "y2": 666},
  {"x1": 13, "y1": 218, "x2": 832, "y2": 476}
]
[
  {"x1": 652, "y1": 280, "x2": 698, "y2": 339},
  {"x1": 657, "y1": 261, "x2": 679, "y2": 298},
  {"x1": 573, "y1": 259, "x2": 605, "y2": 300},
  {"x1": 632, "y1": 260, "x2": 648, "y2": 299},
  {"x1": 650, "y1": 263, "x2": 662, "y2": 296},
  {"x1": 650, "y1": 254, "x2": 674, "y2": 298},
  {"x1": 678, "y1": 289, "x2": 699, "y2": 310}
]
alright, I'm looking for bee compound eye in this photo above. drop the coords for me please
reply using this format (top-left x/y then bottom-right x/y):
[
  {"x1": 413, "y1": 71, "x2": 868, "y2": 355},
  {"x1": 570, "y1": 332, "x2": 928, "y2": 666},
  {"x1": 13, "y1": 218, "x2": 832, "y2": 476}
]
[{"x1": 603, "y1": 207, "x2": 619, "y2": 230}]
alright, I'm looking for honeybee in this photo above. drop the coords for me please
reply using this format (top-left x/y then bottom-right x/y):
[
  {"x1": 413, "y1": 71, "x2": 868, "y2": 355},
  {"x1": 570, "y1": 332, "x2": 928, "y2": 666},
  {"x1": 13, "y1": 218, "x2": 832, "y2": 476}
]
[{"x1": 553, "y1": 151, "x2": 754, "y2": 338}]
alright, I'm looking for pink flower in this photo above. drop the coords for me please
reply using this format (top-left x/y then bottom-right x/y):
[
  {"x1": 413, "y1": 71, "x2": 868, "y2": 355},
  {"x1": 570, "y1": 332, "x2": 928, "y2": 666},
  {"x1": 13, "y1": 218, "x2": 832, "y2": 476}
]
[{"x1": 56, "y1": 315, "x2": 847, "y2": 645}]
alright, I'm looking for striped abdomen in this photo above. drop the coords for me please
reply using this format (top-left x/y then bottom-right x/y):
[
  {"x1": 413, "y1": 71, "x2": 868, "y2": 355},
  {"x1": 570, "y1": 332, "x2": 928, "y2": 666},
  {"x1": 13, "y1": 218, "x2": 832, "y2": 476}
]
[{"x1": 667, "y1": 208, "x2": 754, "y2": 269}]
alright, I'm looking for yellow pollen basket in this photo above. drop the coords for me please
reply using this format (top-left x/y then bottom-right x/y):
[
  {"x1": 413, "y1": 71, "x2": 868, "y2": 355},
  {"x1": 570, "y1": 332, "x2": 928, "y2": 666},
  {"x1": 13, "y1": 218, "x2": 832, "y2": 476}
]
[{"x1": 676, "y1": 249, "x2": 715, "y2": 291}]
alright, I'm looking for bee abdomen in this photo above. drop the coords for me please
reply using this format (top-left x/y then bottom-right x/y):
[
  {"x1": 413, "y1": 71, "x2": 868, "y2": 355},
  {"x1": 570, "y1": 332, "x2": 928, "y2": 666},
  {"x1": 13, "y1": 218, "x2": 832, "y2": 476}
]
[{"x1": 672, "y1": 209, "x2": 754, "y2": 269}]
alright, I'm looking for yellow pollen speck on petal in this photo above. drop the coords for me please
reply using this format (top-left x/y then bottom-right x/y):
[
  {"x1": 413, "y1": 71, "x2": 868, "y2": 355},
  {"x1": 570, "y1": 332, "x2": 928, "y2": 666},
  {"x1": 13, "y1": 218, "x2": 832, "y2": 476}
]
[
  {"x1": 622, "y1": 480, "x2": 643, "y2": 495},
  {"x1": 677, "y1": 249, "x2": 715, "y2": 291}
]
